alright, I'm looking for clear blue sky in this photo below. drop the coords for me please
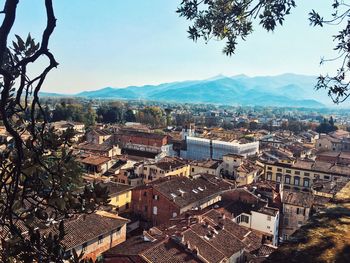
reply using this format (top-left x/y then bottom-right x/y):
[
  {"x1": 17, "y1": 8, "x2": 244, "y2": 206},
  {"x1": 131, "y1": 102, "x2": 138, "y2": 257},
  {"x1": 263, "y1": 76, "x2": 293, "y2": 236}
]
[{"x1": 10, "y1": 0, "x2": 340, "y2": 93}]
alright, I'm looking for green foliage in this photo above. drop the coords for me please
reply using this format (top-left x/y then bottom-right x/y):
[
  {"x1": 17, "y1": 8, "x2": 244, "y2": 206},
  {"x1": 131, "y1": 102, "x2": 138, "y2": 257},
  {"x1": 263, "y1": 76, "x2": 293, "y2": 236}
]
[
  {"x1": 248, "y1": 121, "x2": 259, "y2": 131},
  {"x1": 124, "y1": 109, "x2": 136, "y2": 122},
  {"x1": 136, "y1": 106, "x2": 165, "y2": 127},
  {"x1": 316, "y1": 117, "x2": 338, "y2": 134},
  {"x1": 50, "y1": 101, "x2": 97, "y2": 128},
  {"x1": 0, "y1": 1, "x2": 107, "y2": 262},
  {"x1": 177, "y1": 0, "x2": 295, "y2": 56},
  {"x1": 97, "y1": 104, "x2": 123, "y2": 123},
  {"x1": 178, "y1": 0, "x2": 350, "y2": 103}
]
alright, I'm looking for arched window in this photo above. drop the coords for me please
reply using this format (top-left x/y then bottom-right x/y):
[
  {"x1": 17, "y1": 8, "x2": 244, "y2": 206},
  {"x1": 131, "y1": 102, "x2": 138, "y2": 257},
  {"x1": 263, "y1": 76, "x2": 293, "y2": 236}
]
[
  {"x1": 294, "y1": 176, "x2": 300, "y2": 186},
  {"x1": 266, "y1": 172, "x2": 272, "y2": 181},
  {"x1": 276, "y1": 173, "x2": 282, "y2": 183},
  {"x1": 284, "y1": 175, "x2": 291, "y2": 184}
]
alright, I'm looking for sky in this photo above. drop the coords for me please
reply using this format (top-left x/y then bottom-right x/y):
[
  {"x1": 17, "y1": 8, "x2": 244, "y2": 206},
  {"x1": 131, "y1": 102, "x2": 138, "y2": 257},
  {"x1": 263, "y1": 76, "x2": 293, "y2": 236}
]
[{"x1": 9, "y1": 0, "x2": 342, "y2": 94}]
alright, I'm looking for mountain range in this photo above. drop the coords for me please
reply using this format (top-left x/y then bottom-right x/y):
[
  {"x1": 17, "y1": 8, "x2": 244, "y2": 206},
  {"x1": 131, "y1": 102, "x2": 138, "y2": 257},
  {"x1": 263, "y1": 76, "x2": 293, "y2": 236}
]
[{"x1": 41, "y1": 73, "x2": 338, "y2": 108}]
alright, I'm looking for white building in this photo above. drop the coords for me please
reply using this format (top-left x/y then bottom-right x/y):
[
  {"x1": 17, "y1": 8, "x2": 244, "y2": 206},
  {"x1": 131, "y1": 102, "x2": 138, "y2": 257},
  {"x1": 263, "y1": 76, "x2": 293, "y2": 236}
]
[
  {"x1": 181, "y1": 136, "x2": 259, "y2": 160},
  {"x1": 235, "y1": 206, "x2": 280, "y2": 246}
]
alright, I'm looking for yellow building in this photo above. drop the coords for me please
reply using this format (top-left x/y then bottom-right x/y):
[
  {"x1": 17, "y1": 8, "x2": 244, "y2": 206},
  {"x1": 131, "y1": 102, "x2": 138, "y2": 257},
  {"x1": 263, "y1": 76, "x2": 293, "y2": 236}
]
[
  {"x1": 264, "y1": 159, "x2": 349, "y2": 191},
  {"x1": 142, "y1": 157, "x2": 190, "y2": 183},
  {"x1": 104, "y1": 182, "x2": 134, "y2": 213},
  {"x1": 236, "y1": 161, "x2": 262, "y2": 186}
]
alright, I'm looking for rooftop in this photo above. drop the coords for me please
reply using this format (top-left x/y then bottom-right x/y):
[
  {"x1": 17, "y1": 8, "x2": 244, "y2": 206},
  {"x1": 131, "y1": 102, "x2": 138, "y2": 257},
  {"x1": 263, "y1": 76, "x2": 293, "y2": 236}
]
[
  {"x1": 282, "y1": 190, "x2": 314, "y2": 208},
  {"x1": 268, "y1": 160, "x2": 350, "y2": 177},
  {"x1": 101, "y1": 182, "x2": 134, "y2": 197},
  {"x1": 190, "y1": 159, "x2": 222, "y2": 169},
  {"x1": 151, "y1": 174, "x2": 233, "y2": 208},
  {"x1": 79, "y1": 155, "x2": 111, "y2": 166},
  {"x1": 42, "y1": 212, "x2": 128, "y2": 250},
  {"x1": 77, "y1": 142, "x2": 114, "y2": 152}
]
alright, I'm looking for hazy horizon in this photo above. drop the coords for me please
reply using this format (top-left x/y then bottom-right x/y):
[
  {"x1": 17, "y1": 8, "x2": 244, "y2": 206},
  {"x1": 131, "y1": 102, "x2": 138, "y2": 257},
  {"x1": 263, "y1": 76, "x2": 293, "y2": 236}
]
[
  {"x1": 12, "y1": 1, "x2": 340, "y2": 93},
  {"x1": 41, "y1": 72, "x2": 318, "y2": 94}
]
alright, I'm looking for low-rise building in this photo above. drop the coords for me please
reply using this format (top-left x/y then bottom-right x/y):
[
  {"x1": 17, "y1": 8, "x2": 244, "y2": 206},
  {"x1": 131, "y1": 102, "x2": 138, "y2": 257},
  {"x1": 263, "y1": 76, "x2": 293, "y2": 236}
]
[
  {"x1": 221, "y1": 188, "x2": 280, "y2": 246},
  {"x1": 79, "y1": 155, "x2": 115, "y2": 175},
  {"x1": 263, "y1": 159, "x2": 350, "y2": 191},
  {"x1": 222, "y1": 153, "x2": 244, "y2": 177},
  {"x1": 104, "y1": 209, "x2": 274, "y2": 263},
  {"x1": 86, "y1": 129, "x2": 113, "y2": 145},
  {"x1": 131, "y1": 174, "x2": 233, "y2": 226},
  {"x1": 102, "y1": 182, "x2": 134, "y2": 213},
  {"x1": 77, "y1": 142, "x2": 121, "y2": 157},
  {"x1": 50, "y1": 121, "x2": 85, "y2": 133},
  {"x1": 316, "y1": 130, "x2": 350, "y2": 152},
  {"x1": 141, "y1": 157, "x2": 190, "y2": 183},
  {"x1": 235, "y1": 161, "x2": 262, "y2": 186},
  {"x1": 190, "y1": 159, "x2": 223, "y2": 176},
  {"x1": 280, "y1": 190, "x2": 313, "y2": 241}
]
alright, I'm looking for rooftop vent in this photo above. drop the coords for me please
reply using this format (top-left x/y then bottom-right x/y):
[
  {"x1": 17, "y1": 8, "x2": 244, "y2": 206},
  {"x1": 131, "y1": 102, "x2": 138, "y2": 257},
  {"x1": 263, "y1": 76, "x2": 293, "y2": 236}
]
[
  {"x1": 198, "y1": 187, "x2": 204, "y2": 191},
  {"x1": 192, "y1": 189, "x2": 199, "y2": 194},
  {"x1": 179, "y1": 189, "x2": 186, "y2": 194}
]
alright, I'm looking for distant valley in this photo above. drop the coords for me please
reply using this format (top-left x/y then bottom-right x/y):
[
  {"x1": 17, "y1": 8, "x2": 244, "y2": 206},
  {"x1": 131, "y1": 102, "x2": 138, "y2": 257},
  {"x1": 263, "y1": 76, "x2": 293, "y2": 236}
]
[{"x1": 41, "y1": 73, "x2": 338, "y2": 108}]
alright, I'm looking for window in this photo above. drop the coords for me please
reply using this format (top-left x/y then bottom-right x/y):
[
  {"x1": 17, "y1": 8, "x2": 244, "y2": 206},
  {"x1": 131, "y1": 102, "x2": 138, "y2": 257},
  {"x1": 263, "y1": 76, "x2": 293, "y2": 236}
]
[
  {"x1": 294, "y1": 176, "x2": 300, "y2": 186},
  {"x1": 303, "y1": 179, "x2": 309, "y2": 188},
  {"x1": 172, "y1": 212, "x2": 177, "y2": 218},
  {"x1": 284, "y1": 218, "x2": 289, "y2": 226},
  {"x1": 126, "y1": 203, "x2": 129, "y2": 209},
  {"x1": 82, "y1": 242, "x2": 87, "y2": 252},
  {"x1": 294, "y1": 171, "x2": 300, "y2": 175},
  {"x1": 296, "y1": 208, "x2": 300, "y2": 214},
  {"x1": 286, "y1": 169, "x2": 291, "y2": 174},
  {"x1": 266, "y1": 172, "x2": 272, "y2": 181},
  {"x1": 283, "y1": 234, "x2": 288, "y2": 240},
  {"x1": 277, "y1": 174, "x2": 281, "y2": 183},
  {"x1": 143, "y1": 191, "x2": 147, "y2": 197},
  {"x1": 240, "y1": 214, "x2": 249, "y2": 223},
  {"x1": 285, "y1": 176, "x2": 291, "y2": 184},
  {"x1": 267, "y1": 215, "x2": 271, "y2": 221},
  {"x1": 112, "y1": 227, "x2": 121, "y2": 237},
  {"x1": 153, "y1": 206, "x2": 158, "y2": 215},
  {"x1": 191, "y1": 168, "x2": 194, "y2": 172},
  {"x1": 277, "y1": 168, "x2": 282, "y2": 172},
  {"x1": 98, "y1": 235, "x2": 103, "y2": 244},
  {"x1": 267, "y1": 166, "x2": 272, "y2": 171},
  {"x1": 324, "y1": 175, "x2": 330, "y2": 180},
  {"x1": 267, "y1": 226, "x2": 270, "y2": 229},
  {"x1": 304, "y1": 172, "x2": 310, "y2": 177},
  {"x1": 153, "y1": 195, "x2": 159, "y2": 200}
]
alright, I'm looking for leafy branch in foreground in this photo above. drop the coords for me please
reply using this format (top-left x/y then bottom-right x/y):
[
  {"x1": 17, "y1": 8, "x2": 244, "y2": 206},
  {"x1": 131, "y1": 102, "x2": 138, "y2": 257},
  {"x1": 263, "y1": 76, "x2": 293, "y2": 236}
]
[
  {"x1": 0, "y1": 1, "x2": 108, "y2": 262},
  {"x1": 177, "y1": 0, "x2": 350, "y2": 103}
]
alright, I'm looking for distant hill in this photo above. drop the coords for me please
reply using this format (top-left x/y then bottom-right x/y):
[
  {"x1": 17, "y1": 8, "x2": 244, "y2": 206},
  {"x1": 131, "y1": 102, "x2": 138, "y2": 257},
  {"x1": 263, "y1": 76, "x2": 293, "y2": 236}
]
[{"x1": 41, "y1": 73, "x2": 332, "y2": 108}]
